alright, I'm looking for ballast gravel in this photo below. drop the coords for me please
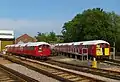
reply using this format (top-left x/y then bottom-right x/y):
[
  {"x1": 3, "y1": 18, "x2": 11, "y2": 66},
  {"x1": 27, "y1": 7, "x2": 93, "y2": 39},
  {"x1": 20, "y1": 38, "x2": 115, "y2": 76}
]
[{"x1": 3, "y1": 63, "x2": 60, "y2": 82}]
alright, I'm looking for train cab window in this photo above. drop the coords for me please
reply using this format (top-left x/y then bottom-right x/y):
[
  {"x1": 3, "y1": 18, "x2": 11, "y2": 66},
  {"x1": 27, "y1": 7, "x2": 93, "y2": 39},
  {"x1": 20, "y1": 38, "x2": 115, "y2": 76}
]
[
  {"x1": 96, "y1": 44, "x2": 100, "y2": 48},
  {"x1": 42, "y1": 45, "x2": 49, "y2": 48},
  {"x1": 42, "y1": 45, "x2": 45, "y2": 48},
  {"x1": 46, "y1": 45, "x2": 50, "y2": 48},
  {"x1": 38, "y1": 45, "x2": 42, "y2": 52},
  {"x1": 105, "y1": 44, "x2": 109, "y2": 48},
  {"x1": 101, "y1": 43, "x2": 104, "y2": 48}
]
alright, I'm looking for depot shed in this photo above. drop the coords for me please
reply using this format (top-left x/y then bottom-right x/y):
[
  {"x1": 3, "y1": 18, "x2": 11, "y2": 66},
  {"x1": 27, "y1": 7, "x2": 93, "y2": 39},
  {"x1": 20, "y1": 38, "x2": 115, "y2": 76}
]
[{"x1": 0, "y1": 30, "x2": 15, "y2": 52}]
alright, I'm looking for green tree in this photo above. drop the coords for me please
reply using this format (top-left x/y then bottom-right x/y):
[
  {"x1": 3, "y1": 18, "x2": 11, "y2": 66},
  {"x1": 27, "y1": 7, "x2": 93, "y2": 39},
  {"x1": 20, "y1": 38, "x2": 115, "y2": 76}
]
[
  {"x1": 47, "y1": 31, "x2": 57, "y2": 43},
  {"x1": 62, "y1": 8, "x2": 120, "y2": 47},
  {"x1": 35, "y1": 32, "x2": 48, "y2": 42},
  {"x1": 35, "y1": 31, "x2": 63, "y2": 43}
]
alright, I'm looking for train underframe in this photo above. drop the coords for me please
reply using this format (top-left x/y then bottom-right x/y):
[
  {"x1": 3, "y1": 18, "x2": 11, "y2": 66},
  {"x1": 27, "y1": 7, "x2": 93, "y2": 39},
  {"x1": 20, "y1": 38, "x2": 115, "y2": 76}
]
[
  {"x1": 88, "y1": 55, "x2": 110, "y2": 61},
  {"x1": 53, "y1": 51, "x2": 110, "y2": 61},
  {"x1": 6, "y1": 52, "x2": 49, "y2": 60}
]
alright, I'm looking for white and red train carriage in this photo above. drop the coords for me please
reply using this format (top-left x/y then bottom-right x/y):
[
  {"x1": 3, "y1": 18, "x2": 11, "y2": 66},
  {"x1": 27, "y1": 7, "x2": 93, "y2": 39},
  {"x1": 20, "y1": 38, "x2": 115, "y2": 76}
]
[
  {"x1": 54, "y1": 40, "x2": 110, "y2": 59},
  {"x1": 5, "y1": 42, "x2": 51, "y2": 59}
]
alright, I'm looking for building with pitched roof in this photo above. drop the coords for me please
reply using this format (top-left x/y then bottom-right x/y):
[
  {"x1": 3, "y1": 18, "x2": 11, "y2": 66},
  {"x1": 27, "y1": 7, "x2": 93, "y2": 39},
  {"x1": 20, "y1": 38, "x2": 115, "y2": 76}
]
[{"x1": 15, "y1": 34, "x2": 37, "y2": 44}]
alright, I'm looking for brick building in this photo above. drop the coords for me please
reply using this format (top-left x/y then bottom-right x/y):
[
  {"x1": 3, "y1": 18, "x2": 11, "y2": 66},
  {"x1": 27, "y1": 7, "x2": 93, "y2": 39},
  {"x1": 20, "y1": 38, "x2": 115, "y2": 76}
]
[{"x1": 15, "y1": 34, "x2": 37, "y2": 44}]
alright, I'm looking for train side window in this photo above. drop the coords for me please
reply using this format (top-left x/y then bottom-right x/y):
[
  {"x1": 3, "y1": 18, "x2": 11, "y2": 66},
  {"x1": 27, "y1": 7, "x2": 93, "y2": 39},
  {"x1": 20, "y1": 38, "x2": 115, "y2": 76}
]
[
  {"x1": 46, "y1": 45, "x2": 50, "y2": 48},
  {"x1": 29, "y1": 47, "x2": 31, "y2": 50},
  {"x1": 42, "y1": 45, "x2": 45, "y2": 48},
  {"x1": 28, "y1": 47, "x2": 30, "y2": 50},
  {"x1": 30, "y1": 46, "x2": 34, "y2": 50}
]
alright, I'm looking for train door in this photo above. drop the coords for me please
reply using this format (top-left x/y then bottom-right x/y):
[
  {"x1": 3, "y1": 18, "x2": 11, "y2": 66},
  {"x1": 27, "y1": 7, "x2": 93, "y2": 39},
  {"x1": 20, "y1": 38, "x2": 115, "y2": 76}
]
[
  {"x1": 78, "y1": 43, "x2": 83, "y2": 54},
  {"x1": 82, "y1": 48, "x2": 88, "y2": 60},
  {"x1": 101, "y1": 43, "x2": 105, "y2": 56},
  {"x1": 76, "y1": 45, "x2": 79, "y2": 54},
  {"x1": 96, "y1": 44, "x2": 103, "y2": 56},
  {"x1": 90, "y1": 45, "x2": 96, "y2": 56},
  {"x1": 104, "y1": 44, "x2": 110, "y2": 56}
]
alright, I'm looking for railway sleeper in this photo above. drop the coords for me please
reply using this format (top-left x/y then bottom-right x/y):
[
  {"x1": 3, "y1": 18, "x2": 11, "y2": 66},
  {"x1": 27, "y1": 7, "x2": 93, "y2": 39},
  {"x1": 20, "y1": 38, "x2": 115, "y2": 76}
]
[
  {"x1": 69, "y1": 77, "x2": 85, "y2": 82},
  {"x1": 0, "y1": 77, "x2": 11, "y2": 80},
  {"x1": 58, "y1": 73, "x2": 70, "y2": 77},
  {"x1": 52, "y1": 71, "x2": 64, "y2": 75},
  {"x1": 64, "y1": 75, "x2": 77, "y2": 79}
]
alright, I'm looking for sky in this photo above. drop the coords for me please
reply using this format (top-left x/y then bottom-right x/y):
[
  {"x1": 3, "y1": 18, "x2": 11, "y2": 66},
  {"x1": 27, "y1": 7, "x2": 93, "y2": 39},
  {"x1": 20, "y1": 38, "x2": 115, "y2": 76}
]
[{"x1": 0, "y1": 0, "x2": 119, "y2": 38}]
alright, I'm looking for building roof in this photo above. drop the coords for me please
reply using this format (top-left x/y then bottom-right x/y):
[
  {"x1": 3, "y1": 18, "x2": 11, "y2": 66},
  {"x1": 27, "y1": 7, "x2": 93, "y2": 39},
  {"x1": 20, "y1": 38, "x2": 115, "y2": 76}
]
[
  {"x1": 0, "y1": 30, "x2": 14, "y2": 39},
  {"x1": 15, "y1": 34, "x2": 37, "y2": 44}
]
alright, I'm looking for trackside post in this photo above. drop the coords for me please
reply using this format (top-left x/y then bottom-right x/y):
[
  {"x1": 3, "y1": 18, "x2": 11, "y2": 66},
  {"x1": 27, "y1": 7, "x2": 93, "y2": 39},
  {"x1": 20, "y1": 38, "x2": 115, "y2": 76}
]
[{"x1": 92, "y1": 58, "x2": 97, "y2": 68}]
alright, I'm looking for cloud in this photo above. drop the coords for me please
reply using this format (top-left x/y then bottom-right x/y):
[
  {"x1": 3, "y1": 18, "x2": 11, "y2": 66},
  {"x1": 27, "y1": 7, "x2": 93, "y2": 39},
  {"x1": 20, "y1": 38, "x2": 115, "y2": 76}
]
[{"x1": 0, "y1": 18, "x2": 64, "y2": 38}]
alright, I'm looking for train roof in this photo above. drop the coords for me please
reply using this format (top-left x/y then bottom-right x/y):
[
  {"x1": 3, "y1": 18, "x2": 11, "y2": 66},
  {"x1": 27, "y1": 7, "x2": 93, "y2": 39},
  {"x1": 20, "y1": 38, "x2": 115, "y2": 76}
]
[
  {"x1": 57, "y1": 43, "x2": 63, "y2": 46},
  {"x1": 18, "y1": 42, "x2": 32, "y2": 47},
  {"x1": 56, "y1": 42, "x2": 74, "y2": 46},
  {"x1": 19, "y1": 43, "x2": 28, "y2": 47},
  {"x1": 67, "y1": 42, "x2": 74, "y2": 45},
  {"x1": 55, "y1": 40, "x2": 109, "y2": 46},
  {"x1": 74, "y1": 40, "x2": 109, "y2": 45},
  {"x1": 27, "y1": 42, "x2": 51, "y2": 46},
  {"x1": 5, "y1": 42, "x2": 51, "y2": 47},
  {"x1": 73, "y1": 42, "x2": 83, "y2": 45},
  {"x1": 14, "y1": 44, "x2": 20, "y2": 47}
]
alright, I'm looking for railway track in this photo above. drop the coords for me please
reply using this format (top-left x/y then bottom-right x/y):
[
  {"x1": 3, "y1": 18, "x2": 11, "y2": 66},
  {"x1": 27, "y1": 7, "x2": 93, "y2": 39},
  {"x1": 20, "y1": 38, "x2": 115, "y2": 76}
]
[
  {"x1": 0, "y1": 59, "x2": 38, "y2": 82},
  {"x1": 2, "y1": 54, "x2": 104, "y2": 82},
  {"x1": 0, "y1": 65, "x2": 24, "y2": 82},
  {"x1": 103, "y1": 59, "x2": 120, "y2": 66},
  {"x1": 44, "y1": 58, "x2": 120, "y2": 80}
]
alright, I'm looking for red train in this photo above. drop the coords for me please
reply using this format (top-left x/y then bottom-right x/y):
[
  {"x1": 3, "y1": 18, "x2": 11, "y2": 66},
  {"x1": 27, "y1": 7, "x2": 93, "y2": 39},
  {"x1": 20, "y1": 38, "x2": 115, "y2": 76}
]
[
  {"x1": 5, "y1": 42, "x2": 51, "y2": 59},
  {"x1": 53, "y1": 40, "x2": 110, "y2": 59}
]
